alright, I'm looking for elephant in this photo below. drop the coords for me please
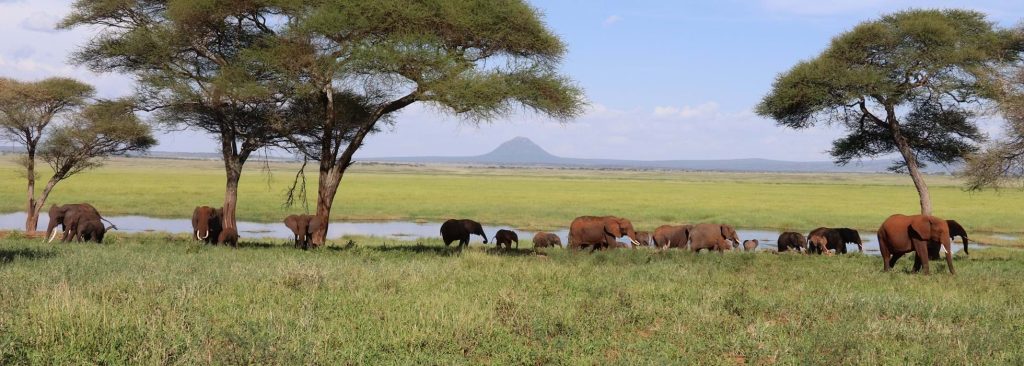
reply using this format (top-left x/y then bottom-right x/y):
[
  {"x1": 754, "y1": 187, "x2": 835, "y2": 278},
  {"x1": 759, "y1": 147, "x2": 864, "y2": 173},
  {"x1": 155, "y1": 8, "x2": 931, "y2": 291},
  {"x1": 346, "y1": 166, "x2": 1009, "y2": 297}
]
[
  {"x1": 929, "y1": 220, "x2": 969, "y2": 259},
  {"x1": 567, "y1": 216, "x2": 641, "y2": 252},
  {"x1": 743, "y1": 239, "x2": 759, "y2": 251},
  {"x1": 46, "y1": 203, "x2": 112, "y2": 242},
  {"x1": 634, "y1": 231, "x2": 651, "y2": 248},
  {"x1": 877, "y1": 214, "x2": 954, "y2": 275},
  {"x1": 494, "y1": 229, "x2": 519, "y2": 249},
  {"x1": 192, "y1": 206, "x2": 223, "y2": 245},
  {"x1": 74, "y1": 217, "x2": 113, "y2": 243},
  {"x1": 776, "y1": 232, "x2": 806, "y2": 252},
  {"x1": 688, "y1": 223, "x2": 740, "y2": 253},
  {"x1": 284, "y1": 214, "x2": 326, "y2": 249},
  {"x1": 807, "y1": 227, "x2": 843, "y2": 254},
  {"x1": 833, "y1": 228, "x2": 863, "y2": 253},
  {"x1": 440, "y1": 219, "x2": 488, "y2": 249},
  {"x1": 531, "y1": 232, "x2": 562, "y2": 248},
  {"x1": 652, "y1": 224, "x2": 692, "y2": 249},
  {"x1": 218, "y1": 227, "x2": 239, "y2": 247}
]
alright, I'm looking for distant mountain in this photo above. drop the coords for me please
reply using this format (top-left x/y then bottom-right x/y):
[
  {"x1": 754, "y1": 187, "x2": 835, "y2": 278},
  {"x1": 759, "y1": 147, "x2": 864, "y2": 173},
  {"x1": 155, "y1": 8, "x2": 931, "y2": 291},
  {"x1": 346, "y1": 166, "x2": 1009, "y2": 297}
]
[{"x1": 365, "y1": 137, "x2": 957, "y2": 174}]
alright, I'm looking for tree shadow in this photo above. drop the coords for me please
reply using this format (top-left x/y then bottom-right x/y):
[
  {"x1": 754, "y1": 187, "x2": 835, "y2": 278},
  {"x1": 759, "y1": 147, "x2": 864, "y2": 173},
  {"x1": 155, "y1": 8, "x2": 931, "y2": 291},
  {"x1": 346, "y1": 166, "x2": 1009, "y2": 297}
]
[
  {"x1": 366, "y1": 243, "x2": 462, "y2": 256},
  {"x1": 0, "y1": 248, "x2": 58, "y2": 266}
]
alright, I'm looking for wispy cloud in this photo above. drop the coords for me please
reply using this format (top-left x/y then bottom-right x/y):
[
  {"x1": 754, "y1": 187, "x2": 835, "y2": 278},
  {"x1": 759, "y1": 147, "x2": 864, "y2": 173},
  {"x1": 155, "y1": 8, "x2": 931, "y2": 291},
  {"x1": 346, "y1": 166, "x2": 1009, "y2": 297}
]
[
  {"x1": 602, "y1": 15, "x2": 622, "y2": 27},
  {"x1": 653, "y1": 102, "x2": 721, "y2": 119},
  {"x1": 19, "y1": 11, "x2": 59, "y2": 33}
]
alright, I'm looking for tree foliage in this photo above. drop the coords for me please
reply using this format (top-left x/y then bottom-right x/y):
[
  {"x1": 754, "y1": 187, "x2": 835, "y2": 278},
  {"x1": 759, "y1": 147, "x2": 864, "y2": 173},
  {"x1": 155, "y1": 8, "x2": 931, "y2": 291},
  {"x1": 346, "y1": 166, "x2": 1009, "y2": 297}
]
[
  {"x1": 40, "y1": 99, "x2": 157, "y2": 179},
  {"x1": 260, "y1": 0, "x2": 585, "y2": 241},
  {"x1": 964, "y1": 62, "x2": 1024, "y2": 190},
  {"x1": 62, "y1": 0, "x2": 293, "y2": 229},
  {"x1": 756, "y1": 9, "x2": 1023, "y2": 214},
  {"x1": 0, "y1": 77, "x2": 95, "y2": 155}
]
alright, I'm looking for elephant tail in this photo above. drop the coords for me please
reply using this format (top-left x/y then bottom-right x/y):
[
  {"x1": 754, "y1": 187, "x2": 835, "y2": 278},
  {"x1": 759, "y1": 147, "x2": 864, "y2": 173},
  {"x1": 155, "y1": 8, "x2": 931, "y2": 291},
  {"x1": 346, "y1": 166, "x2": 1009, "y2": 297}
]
[{"x1": 99, "y1": 216, "x2": 118, "y2": 231}]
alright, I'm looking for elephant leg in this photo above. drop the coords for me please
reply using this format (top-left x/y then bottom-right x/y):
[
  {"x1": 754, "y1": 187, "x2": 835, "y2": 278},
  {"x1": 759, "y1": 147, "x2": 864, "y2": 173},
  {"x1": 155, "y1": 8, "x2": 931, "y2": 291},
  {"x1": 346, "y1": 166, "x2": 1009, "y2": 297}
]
[
  {"x1": 912, "y1": 240, "x2": 930, "y2": 275},
  {"x1": 888, "y1": 252, "x2": 905, "y2": 269}
]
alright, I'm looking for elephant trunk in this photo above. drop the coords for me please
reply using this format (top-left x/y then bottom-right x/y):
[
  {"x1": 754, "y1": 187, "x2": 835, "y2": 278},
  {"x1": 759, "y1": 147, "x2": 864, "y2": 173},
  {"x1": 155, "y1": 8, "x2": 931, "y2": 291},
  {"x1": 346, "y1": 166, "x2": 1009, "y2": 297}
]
[{"x1": 962, "y1": 236, "x2": 969, "y2": 255}]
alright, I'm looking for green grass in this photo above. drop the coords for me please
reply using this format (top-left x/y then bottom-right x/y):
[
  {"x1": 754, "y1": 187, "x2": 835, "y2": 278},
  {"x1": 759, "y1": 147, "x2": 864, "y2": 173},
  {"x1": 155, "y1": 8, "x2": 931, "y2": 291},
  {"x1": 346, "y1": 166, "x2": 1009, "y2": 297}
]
[
  {"x1": 2, "y1": 235, "x2": 1023, "y2": 364},
  {"x1": 2, "y1": 156, "x2": 1024, "y2": 236}
]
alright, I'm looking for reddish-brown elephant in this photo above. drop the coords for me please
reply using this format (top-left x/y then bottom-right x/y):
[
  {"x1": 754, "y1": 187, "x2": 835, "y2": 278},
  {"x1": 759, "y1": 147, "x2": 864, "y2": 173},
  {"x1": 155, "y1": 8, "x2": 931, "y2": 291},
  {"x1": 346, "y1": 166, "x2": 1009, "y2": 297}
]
[
  {"x1": 877, "y1": 214, "x2": 954, "y2": 275},
  {"x1": 688, "y1": 223, "x2": 741, "y2": 252},
  {"x1": 532, "y1": 232, "x2": 562, "y2": 248},
  {"x1": 192, "y1": 206, "x2": 223, "y2": 245},
  {"x1": 568, "y1": 216, "x2": 641, "y2": 252},
  {"x1": 652, "y1": 224, "x2": 692, "y2": 249}
]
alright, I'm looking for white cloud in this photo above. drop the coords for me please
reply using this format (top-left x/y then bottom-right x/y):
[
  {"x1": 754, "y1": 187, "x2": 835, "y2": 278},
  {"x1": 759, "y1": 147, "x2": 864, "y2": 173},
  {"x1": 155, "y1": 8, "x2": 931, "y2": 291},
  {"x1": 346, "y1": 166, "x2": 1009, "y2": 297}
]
[
  {"x1": 653, "y1": 102, "x2": 720, "y2": 119},
  {"x1": 602, "y1": 15, "x2": 622, "y2": 27},
  {"x1": 19, "y1": 11, "x2": 59, "y2": 33}
]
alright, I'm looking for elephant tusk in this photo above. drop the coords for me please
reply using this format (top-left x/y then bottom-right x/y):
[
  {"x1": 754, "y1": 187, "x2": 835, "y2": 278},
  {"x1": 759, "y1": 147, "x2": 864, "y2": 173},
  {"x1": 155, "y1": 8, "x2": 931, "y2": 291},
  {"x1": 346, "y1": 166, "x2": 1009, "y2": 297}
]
[
  {"x1": 195, "y1": 231, "x2": 201, "y2": 240},
  {"x1": 200, "y1": 230, "x2": 209, "y2": 240},
  {"x1": 48, "y1": 228, "x2": 59, "y2": 243}
]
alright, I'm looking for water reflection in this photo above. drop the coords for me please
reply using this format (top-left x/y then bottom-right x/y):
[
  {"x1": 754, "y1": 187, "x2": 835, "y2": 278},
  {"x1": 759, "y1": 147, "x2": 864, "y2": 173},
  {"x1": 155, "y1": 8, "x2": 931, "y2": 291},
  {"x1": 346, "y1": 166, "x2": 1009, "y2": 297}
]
[{"x1": 0, "y1": 212, "x2": 978, "y2": 255}]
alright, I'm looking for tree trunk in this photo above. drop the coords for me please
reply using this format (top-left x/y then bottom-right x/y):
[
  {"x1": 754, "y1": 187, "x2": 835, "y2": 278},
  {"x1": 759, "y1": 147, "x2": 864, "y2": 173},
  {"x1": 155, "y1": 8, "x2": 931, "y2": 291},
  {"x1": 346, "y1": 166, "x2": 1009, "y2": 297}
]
[
  {"x1": 312, "y1": 163, "x2": 342, "y2": 246},
  {"x1": 32, "y1": 177, "x2": 61, "y2": 238},
  {"x1": 887, "y1": 111, "x2": 932, "y2": 215},
  {"x1": 222, "y1": 158, "x2": 242, "y2": 230},
  {"x1": 24, "y1": 149, "x2": 37, "y2": 233}
]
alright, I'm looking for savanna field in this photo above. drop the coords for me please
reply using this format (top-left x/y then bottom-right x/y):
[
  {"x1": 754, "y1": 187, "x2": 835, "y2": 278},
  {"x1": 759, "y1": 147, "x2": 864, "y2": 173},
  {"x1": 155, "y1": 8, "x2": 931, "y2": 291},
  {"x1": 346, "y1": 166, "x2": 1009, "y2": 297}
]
[{"x1": 1, "y1": 156, "x2": 1024, "y2": 364}]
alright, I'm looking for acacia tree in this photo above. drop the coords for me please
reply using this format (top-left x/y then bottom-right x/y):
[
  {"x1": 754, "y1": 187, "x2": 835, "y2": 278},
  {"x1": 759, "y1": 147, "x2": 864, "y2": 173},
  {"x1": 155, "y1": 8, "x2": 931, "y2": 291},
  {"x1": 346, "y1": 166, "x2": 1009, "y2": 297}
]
[
  {"x1": 757, "y1": 9, "x2": 1022, "y2": 215},
  {"x1": 0, "y1": 77, "x2": 95, "y2": 232},
  {"x1": 964, "y1": 63, "x2": 1024, "y2": 190},
  {"x1": 0, "y1": 80, "x2": 155, "y2": 232},
  {"x1": 61, "y1": 0, "x2": 286, "y2": 230},
  {"x1": 267, "y1": 0, "x2": 585, "y2": 244}
]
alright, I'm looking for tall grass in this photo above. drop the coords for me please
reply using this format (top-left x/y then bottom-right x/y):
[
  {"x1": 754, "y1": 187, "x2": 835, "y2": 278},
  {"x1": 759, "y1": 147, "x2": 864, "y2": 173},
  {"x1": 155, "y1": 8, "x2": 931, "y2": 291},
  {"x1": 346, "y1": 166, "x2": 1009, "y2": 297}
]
[{"x1": 1, "y1": 235, "x2": 1022, "y2": 364}]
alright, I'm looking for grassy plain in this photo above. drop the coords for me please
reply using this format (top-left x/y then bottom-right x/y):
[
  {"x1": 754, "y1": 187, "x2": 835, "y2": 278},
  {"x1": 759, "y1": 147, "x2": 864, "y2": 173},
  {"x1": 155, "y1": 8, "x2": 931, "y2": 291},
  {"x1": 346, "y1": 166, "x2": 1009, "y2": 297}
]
[
  {"x1": 2, "y1": 156, "x2": 1024, "y2": 363},
  {"x1": 1, "y1": 156, "x2": 1023, "y2": 236},
  {"x1": 1, "y1": 235, "x2": 1022, "y2": 364}
]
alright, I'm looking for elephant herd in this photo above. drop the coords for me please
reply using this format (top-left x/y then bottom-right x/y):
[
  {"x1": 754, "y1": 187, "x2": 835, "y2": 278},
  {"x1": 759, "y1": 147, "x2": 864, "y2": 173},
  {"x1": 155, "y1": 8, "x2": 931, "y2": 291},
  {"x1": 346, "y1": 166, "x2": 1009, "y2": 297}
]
[
  {"x1": 42, "y1": 203, "x2": 971, "y2": 275},
  {"x1": 440, "y1": 214, "x2": 972, "y2": 275}
]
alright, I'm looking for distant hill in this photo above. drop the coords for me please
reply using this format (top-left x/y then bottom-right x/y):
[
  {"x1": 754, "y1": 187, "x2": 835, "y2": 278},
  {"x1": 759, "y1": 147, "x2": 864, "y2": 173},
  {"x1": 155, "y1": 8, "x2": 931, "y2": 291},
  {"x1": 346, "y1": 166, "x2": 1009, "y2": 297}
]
[{"x1": 365, "y1": 136, "x2": 957, "y2": 174}]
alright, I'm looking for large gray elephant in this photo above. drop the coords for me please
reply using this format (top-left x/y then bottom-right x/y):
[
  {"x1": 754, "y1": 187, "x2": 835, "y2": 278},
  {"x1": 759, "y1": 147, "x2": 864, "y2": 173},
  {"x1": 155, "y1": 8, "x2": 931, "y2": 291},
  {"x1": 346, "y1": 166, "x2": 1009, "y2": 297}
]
[
  {"x1": 192, "y1": 206, "x2": 223, "y2": 245},
  {"x1": 567, "y1": 216, "x2": 641, "y2": 251},
  {"x1": 652, "y1": 224, "x2": 692, "y2": 249},
  {"x1": 440, "y1": 219, "x2": 488, "y2": 249},
  {"x1": 688, "y1": 223, "x2": 740, "y2": 252},
  {"x1": 284, "y1": 214, "x2": 326, "y2": 249}
]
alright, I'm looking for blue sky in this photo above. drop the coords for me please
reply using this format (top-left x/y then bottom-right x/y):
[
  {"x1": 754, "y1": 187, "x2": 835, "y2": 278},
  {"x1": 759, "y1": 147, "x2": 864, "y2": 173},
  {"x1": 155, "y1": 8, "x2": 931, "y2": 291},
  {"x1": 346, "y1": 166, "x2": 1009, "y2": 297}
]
[{"x1": 1, "y1": 0, "x2": 1021, "y2": 161}]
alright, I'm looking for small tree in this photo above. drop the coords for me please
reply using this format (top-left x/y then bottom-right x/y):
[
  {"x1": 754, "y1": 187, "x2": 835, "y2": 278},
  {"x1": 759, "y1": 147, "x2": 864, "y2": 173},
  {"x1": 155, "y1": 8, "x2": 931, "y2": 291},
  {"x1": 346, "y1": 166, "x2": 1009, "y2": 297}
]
[
  {"x1": 62, "y1": 0, "x2": 286, "y2": 230},
  {"x1": 757, "y1": 9, "x2": 1022, "y2": 215},
  {"x1": 964, "y1": 63, "x2": 1024, "y2": 190},
  {"x1": 270, "y1": 0, "x2": 585, "y2": 243},
  {"x1": 0, "y1": 77, "x2": 95, "y2": 232},
  {"x1": 5, "y1": 95, "x2": 155, "y2": 232}
]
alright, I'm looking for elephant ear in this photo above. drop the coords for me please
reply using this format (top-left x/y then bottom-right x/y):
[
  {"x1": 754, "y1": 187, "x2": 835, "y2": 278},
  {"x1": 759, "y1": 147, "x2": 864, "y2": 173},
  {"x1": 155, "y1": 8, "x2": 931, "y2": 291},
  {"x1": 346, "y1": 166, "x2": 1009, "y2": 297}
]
[
  {"x1": 909, "y1": 216, "x2": 932, "y2": 241},
  {"x1": 284, "y1": 216, "x2": 298, "y2": 231},
  {"x1": 605, "y1": 220, "x2": 623, "y2": 237}
]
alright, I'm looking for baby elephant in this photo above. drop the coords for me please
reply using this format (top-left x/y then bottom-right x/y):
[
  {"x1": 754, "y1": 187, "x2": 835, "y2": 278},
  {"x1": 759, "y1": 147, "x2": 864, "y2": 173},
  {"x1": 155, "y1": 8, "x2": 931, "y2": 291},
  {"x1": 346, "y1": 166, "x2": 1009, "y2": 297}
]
[
  {"x1": 532, "y1": 232, "x2": 562, "y2": 248},
  {"x1": 218, "y1": 227, "x2": 239, "y2": 247},
  {"x1": 743, "y1": 239, "x2": 759, "y2": 251},
  {"x1": 776, "y1": 232, "x2": 806, "y2": 252},
  {"x1": 494, "y1": 229, "x2": 519, "y2": 249}
]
